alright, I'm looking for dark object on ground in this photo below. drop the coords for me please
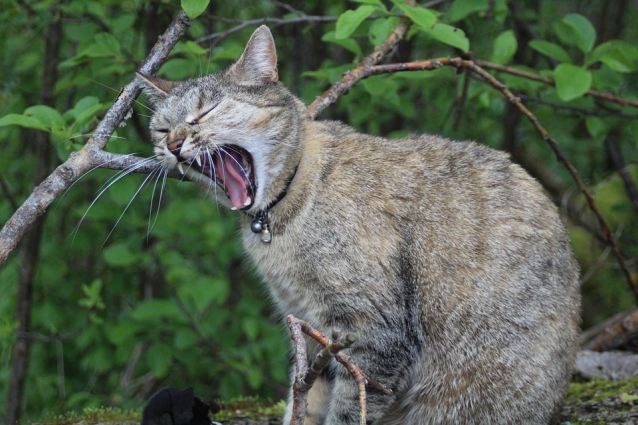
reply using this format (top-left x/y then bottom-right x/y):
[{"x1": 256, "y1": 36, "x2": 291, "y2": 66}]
[{"x1": 141, "y1": 387, "x2": 218, "y2": 425}]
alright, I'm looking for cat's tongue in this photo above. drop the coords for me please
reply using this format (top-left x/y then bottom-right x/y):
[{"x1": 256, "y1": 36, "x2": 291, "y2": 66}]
[{"x1": 213, "y1": 150, "x2": 250, "y2": 209}]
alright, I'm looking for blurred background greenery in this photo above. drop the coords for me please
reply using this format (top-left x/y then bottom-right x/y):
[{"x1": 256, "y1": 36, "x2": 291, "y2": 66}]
[{"x1": 1, "y1": 0, "x2": 637, "y2": 423}]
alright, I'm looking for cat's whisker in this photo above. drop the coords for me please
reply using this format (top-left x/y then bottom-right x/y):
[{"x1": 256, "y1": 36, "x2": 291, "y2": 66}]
[
  {"x1": 204, "y1": 148, "x2": 221, "y2": 215},
  {"x1": 98, "y1": 155, "x2": 159, "y2": 193},
  {"x1": 146, "y1": 167, "x2": 163, "y2": 238},
  {"x1": 69, "y1": 156, "x2": 161, "y2": 243},
  {"x1": 58, "y1": 152, "x2": 152, "y2": 212},
  {"x1": 57, "y1": 133, "x2": 148, "y2": 148},
  {"x1": 147, "y1": 169, "x2": 169, "y2": 237},
  {"x1": 103, "y1": 168, "x2": 160, "y2": 246},
  {"x1": 88, "y1": 77, "x2": 156, "y2": 113}
]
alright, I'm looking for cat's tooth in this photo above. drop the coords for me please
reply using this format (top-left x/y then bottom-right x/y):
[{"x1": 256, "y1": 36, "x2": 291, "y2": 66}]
[
  {"x1": 195, "y1": 156, "x2": 202, "y2": 167},
  {"x1": 177, "y1": 162, "x2": 185, "y2": 174},
  {"x1": 244, "y1": 197, "x2": 252, "y2": 206},
  {"x1": 231, "y1": 207, "x2": 238, "y2": 211}
]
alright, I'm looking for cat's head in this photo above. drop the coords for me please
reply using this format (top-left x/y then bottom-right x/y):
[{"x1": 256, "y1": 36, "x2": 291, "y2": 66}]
[{"x1": 138, "y1": 26, "x2": 305, "y2": 213}]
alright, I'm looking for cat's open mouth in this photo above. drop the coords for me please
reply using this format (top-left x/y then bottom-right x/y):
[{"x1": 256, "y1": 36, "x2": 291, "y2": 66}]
[{"x1": 180, "y1": 145, "x2": 255, "y2": 210}]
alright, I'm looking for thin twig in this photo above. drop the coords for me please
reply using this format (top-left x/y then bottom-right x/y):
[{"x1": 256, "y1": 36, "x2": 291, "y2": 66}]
[
  {"x1": 453, "y1": 70, "x2": 471, "y2": 130},
  {"x1": 300, "y1": 333, "x2": 357, "y2": 392},
  {"x1": 306, "y1": 0, "x2": 417, "y2": 119},
  {"x1": 474, "y1": 59, "x2": 638, "y2": 109},
  {"x1": 287, "y1": 316, "x2": 392, "y2": 425},
  {"x1": 579, "y1": 226, "x2": 622, "y2": 285},
  {"x1": 195, "y1": 15, "x2": 340, "y2": 45},
  {"x1": 366, "y1": 57, "x2": 638, "y2": 304},
  {"x1": 271, "y1": 1, "x2": 306, "y2": 16},
  {"x1": 295, "y1": 318, "x2": 392, "y2": 396},
  {"x1": 287, "y1": 317, "x2": 309, "y2": 425},
  {"x1": 517, "y1": 94, "x2": 638, "y2": 118}
]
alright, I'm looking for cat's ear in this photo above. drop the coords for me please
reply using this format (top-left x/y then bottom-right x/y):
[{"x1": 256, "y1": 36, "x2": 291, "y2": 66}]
[
  {"x1": 227, "y1": 25, "x2": 279, "y2": 85},
  {"x1": 136, "y1": 73, "x2": 180, "y2": 106}
]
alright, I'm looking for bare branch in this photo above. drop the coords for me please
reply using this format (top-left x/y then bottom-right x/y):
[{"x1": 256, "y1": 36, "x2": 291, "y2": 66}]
[
  {"x1": 195, "y1": 15, "x2": 340, "y2": 45},
  {"x1": 306, "y1": 0, "x2": 417, "y2": 119},
  {"x1": 474, "y1": 59, "x2": 638, "y2": 109},
  {"x1": 517, "y1": 94, "x2": 638, "y2": 118},
  {"x1": 0, "y1": 11, "x2": 191, "y2": 266},
  {"x1": 287, "y1": 315, "x2": 391, "y2": 425},
  {"x1": 299, "y1": 333, "x2": 357, "y2": 392},
  {"x1": 287, "y1": 317, "x2": 309, "y2": 425}
]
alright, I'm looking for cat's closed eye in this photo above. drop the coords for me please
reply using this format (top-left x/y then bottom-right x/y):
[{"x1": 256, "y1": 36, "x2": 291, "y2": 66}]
[{"x1": 187, "y1": 103, "x2": 219, "y2": 125}]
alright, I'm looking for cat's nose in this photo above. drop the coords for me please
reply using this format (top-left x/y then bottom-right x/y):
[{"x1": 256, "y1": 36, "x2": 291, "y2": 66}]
[{"x1": 167, "y1": 138, "x2": 184, "y2": 156}]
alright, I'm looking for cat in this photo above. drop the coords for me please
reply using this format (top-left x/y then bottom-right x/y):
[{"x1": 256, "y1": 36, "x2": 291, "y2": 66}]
[{"x1": 138, "y1": 25, "x2": 580, "y2": 425}]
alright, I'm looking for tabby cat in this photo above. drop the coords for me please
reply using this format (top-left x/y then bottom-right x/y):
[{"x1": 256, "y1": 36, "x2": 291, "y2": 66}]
[{"x1": 138, "y1": 25, "x2": 580, "y2": 425}]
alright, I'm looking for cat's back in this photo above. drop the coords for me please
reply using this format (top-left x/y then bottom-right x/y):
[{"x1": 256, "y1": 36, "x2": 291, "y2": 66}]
[
  {"x1": 316, "y1": 122, "x2": 554, "y2": 225},
  {"x1": 304, "y1": 122, "x2": 580, "y2": 424}
]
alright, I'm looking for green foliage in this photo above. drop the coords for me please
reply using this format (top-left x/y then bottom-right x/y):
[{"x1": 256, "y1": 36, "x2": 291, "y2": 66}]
[
  {"x1": 554, "y1": 63, "x2": 592, "y2": 101},
  {"x1": 1, "y1": 0, "x2": 638, "y2": 423},
  {"x1": 335, "y1": 5, "x2": 377, "y2": 40},
  {"x1": 181, "y1": 0, "x2": 210, "y2": 19}
]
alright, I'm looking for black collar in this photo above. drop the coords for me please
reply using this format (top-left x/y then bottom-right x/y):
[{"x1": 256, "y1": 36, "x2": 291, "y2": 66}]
[{"x1": 247, "y1": 165, "x2": 298, "y2": 243}]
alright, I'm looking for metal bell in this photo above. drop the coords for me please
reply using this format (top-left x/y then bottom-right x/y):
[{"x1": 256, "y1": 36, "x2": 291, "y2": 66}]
[
  {"x1": 261, "y1": 226, "x2": 272, "y2": 243},
  {"x1": 251, "y1": 219, "x2": 263, "y2": 233}
]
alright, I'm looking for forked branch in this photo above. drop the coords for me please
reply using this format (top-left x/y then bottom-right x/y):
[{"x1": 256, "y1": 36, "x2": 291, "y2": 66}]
[{"x1": 287, "y1": 315, "x2": 391, "y2": 425}]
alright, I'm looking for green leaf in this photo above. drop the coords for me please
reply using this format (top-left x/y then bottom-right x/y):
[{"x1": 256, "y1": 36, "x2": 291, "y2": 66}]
[
  {"x1": 24, "y1": 105, "x2": 66, "y2": 130},
  {"x1": 421, "y1": 23, "x2": 469, "y2": 52},
  {"x1": 130, "y1": 299, "x2": 182, "y2": 321},
  {"x1": 79, "y1": 279, "x2": 105, "y2": 310},
  {"x1": 242, "y1": 317, "x2": 260, "y2": 341},
  {"x1": 321, "y1": 31, "x2": 362, "y2": 57},
  {"x1": 108, "y1": 321, "x2": 143, "y2": 345},
  {"x1": 448, "y1": 0, "x2": 488, "y2": 22},
  {"x1": 491, "y1": 30, "x2": 517, "y2": 65},
  {"x1": 589, "y1": 41, "x2": 638, "y2": 73},
  {"x1": 335, "y1": 5, "x2": 376, "y2": 40},
  {"x1": 181, "y1": 0, "x2": 209, "y2": 19},
  {"x1": 69, "y1": 96, "x2": 100, "y2": 120},
  {"x1": 103, "y1": 242, "x2": 139, "y2": 267},
  {"x1": 352, "y1": 0, "x2": 385, "y2": 7},
  {"x1": 0, "y1": 113, "x2": 48, "y2": 131},
  {"x1": 399, "y1": 5, "x2": 436, "y2": 29},
  {"x1": 563, "y1": 14, "x2": 596, "y2": 53},
  {"x1": 553, "y1": 63, "x2": 592, "y2": 101},
  {"x1": 147, "y1": 343, "x2": 171, "y2": 378},
  {"x1": 174, "y1": 329, "x2": 199, "y2": 350},
  {"x1": 585, "y1": 117, "x2": 607, "y2": 142},
  {"x1": 369, "y1": 17, "x2": 400, "y2": 46},
  {"x1": 89, "y1": 33, "x2": 122, "y2": 59},
  {"x1": 528, "y1": 40, "x2": 572, "y2": 63},
  {"x1": 552, "y1": 20, "x2": 579, "y2": 49},
  {"x1": 72, "y1": 103, "x2": 106, "y2": 130},
  {"x1": 247, "y1": 368, "x2": 262, "y2": 389}
]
